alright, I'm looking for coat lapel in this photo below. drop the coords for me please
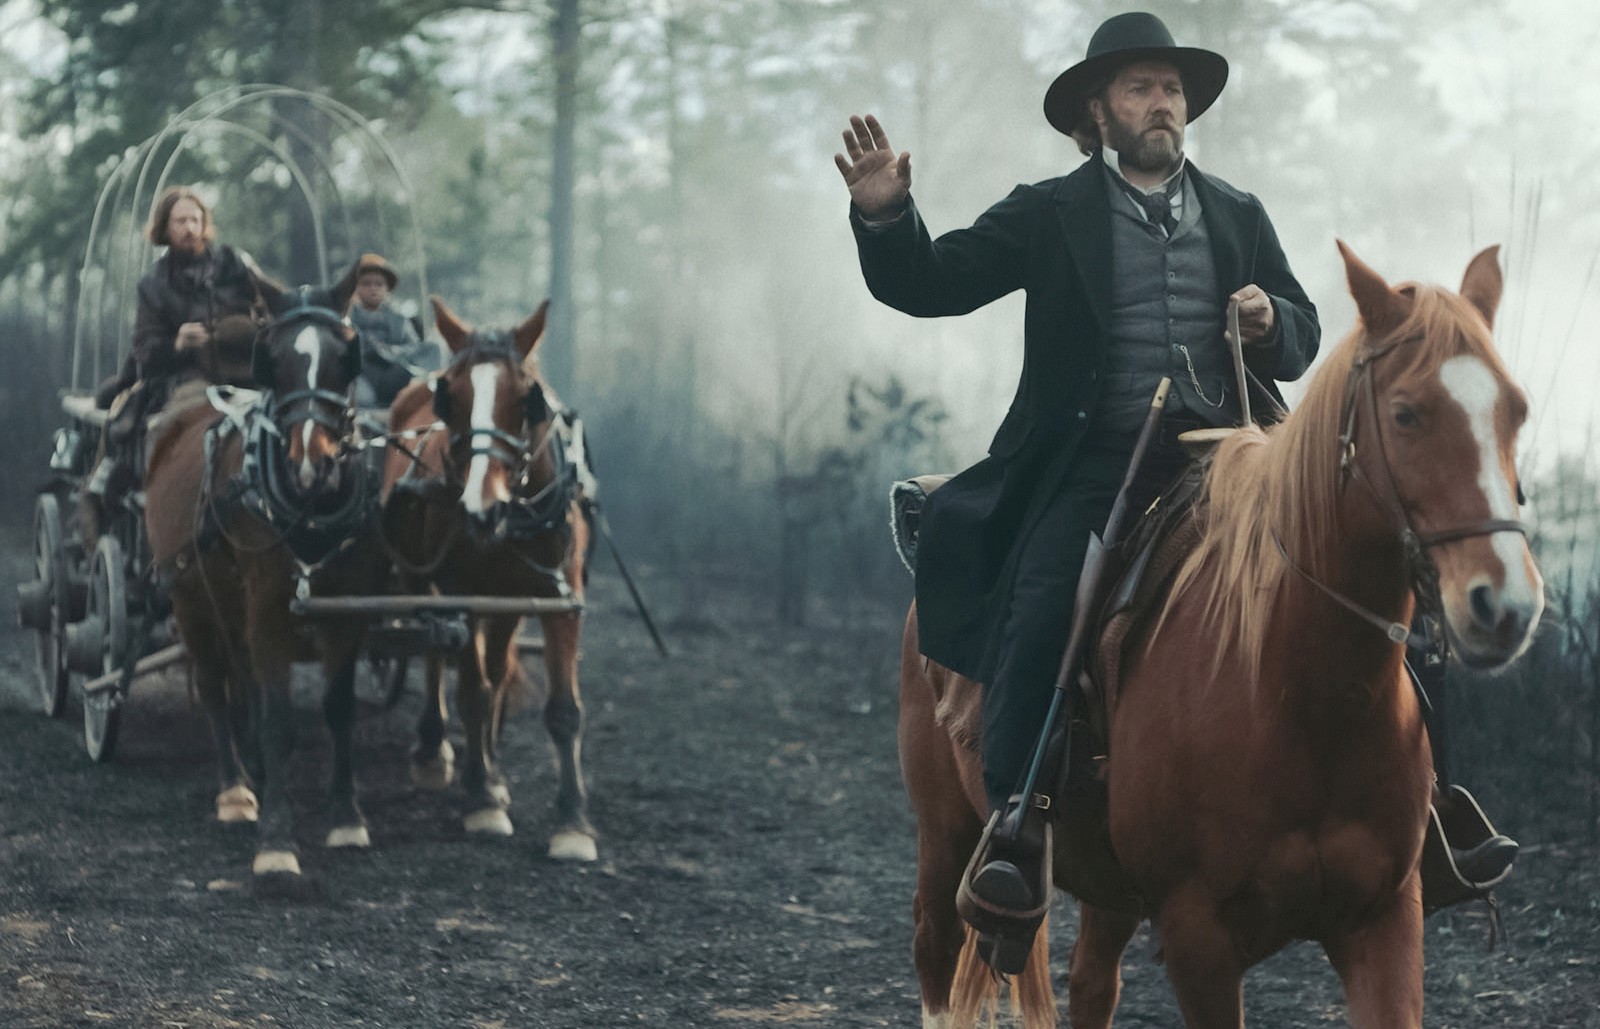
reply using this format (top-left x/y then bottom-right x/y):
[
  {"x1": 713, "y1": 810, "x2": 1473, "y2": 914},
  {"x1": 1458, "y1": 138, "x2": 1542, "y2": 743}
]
[
  {"x1": 1191, "y1": 163, "x2": 1256, "y2": 293},
  {"x1": 1054, "y1": 164, "x2": 1113, "y2": 332}
]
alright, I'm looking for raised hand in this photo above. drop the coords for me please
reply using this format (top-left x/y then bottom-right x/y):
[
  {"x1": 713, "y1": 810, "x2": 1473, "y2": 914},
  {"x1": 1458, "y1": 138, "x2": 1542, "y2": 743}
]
[{"x1": 834, "y1": 114, "x2": 912, "y2": 220}]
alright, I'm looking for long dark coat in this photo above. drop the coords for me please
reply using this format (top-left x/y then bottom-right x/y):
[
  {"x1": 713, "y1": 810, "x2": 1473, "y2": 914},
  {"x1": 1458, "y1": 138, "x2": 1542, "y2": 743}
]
[
  {"x1": 133, "y1": 243, "x2": 262, "y2": 381},
  {"x1": 851, "y1": 157, "x2": 1321, "y2": 682}
]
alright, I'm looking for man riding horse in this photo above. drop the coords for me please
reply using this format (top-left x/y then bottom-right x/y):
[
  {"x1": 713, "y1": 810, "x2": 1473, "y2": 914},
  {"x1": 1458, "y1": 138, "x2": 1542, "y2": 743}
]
[{"x1": 836, "y1": 11, "x2": 1516, "y2": 957}]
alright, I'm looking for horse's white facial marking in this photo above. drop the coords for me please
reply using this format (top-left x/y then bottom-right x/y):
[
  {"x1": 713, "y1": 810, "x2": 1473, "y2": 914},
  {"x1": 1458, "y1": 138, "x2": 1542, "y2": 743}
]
[
  {"x1": 1438, "y1": 355, "x2": 1543, "y2": 615},
  {"x1": 462, "y1": 363, "x2": 502, "y2": 515},
  {"x1": 294, "y1": 325, "x2": 321, "y2": 489}
]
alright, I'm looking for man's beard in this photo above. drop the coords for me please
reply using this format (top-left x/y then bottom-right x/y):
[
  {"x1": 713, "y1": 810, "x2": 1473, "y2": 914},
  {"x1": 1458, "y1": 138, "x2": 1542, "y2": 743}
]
[{"x1": 1105, "y1": 113, "x2": 1183, "y2": 176}]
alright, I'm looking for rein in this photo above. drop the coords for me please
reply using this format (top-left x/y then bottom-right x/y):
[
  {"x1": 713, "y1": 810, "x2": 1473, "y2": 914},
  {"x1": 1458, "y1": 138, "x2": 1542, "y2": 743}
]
[{"x1": 1276, "y1": 334, "x2": 1527, "y2": 655}]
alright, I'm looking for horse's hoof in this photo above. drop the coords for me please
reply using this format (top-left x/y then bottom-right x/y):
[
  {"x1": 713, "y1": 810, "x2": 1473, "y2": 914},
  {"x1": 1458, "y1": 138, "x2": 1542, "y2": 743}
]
[
  {"x1": 547, "y1": 830, "x2": 598, "y2": 863},
  {"x1": 252, "y1": 850, "x2": 302, "y2": 876},
  {"x1": 410, "y1": 740, "x2": 455, "y2": 791},
  {"x1": 488, "y1": 781, "x2": 511, "y2": 807},
  {"x1": 215, "y1": 785, "x2": 259, "y2": 824},
  {"x1": 325, "y1": 824, "x2": 371, "y2": 849},
  {"x1": 464, "y1": 808, "x2": 514, "y2": 837}
]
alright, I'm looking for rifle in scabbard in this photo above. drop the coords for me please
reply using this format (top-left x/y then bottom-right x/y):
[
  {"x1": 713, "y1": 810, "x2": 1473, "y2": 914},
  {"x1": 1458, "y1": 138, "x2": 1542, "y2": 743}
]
[{"x1": 997, "y1": 375, "x2": 1173, "y2": 845}]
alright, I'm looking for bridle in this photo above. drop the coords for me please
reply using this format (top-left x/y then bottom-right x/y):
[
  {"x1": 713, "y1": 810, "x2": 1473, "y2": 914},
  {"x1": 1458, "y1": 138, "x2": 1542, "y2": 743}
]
[
  {"x1": 253, "y1": 289, "x2": 360, "y2": 439},
  {"x1": 434, "y1": 340, "x2": 577, "y2": 534},
  {"x1": 1273, "y1": 330, "x2": 1527, "y2": 651}
]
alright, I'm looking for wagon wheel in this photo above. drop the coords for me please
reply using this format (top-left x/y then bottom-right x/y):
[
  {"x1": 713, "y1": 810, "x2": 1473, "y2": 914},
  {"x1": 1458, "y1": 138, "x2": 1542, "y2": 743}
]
[
  {"x1": 18, "y1": 494, "x2": 72, "y2": 717},
  {"x1": 81, "y1": 535, "x2": 128, "y2": 762}
]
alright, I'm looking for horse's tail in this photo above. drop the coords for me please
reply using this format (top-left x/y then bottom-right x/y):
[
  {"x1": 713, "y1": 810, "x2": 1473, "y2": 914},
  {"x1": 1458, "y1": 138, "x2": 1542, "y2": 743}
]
[{"x1": 948, "y1": 918, "x2": 1057, "y2": 1029}]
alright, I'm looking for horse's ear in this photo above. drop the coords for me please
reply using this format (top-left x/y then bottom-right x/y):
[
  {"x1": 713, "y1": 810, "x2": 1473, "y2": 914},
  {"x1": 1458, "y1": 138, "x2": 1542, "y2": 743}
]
[
  {"x1": 512, "y1": 300, "x2": 550, "y2": 360},
  {"x1": 252, "y1": 271, "x2": 288, "y2": 315},
  {"x1": 1459, "y1": 245, "x2": 1503, "y2": 330},
  {"x1": 432, "y1": 295, "x2": 471, "y2": 353},
  {"x1": 1337, "y1": 239, "x2": 1410, "y2": 338},
  {"x1": 329, "y1": 260, "x2": 360, "y2": 316}
]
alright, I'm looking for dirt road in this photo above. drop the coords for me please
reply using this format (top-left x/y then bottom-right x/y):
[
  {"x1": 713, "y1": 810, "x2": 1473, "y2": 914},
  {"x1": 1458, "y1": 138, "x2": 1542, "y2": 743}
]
[{"x1": 2, "y1": 563, "x2": 1596, "y2": 1027}]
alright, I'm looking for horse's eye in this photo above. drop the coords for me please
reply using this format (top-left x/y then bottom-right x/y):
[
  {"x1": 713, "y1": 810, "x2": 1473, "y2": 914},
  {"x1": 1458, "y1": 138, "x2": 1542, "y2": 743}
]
[
  {"x1": 1392, "y1": 404, "x2": 1421, "y2": 430},
  {"x1": 1515, "y1": 478, "x2": 1527, "y2": 506}
]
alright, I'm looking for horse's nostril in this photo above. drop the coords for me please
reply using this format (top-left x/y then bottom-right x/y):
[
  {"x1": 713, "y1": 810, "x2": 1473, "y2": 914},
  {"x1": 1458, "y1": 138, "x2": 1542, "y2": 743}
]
[{"x1": 1469, "y1": 584, "x2": 1498, "y2": 629}]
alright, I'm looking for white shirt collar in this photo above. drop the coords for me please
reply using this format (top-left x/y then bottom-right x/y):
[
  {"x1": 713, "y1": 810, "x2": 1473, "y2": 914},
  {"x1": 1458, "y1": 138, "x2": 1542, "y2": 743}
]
[{"x1": 1101, "y1": 146, "x2": 1184, "y2": 197}]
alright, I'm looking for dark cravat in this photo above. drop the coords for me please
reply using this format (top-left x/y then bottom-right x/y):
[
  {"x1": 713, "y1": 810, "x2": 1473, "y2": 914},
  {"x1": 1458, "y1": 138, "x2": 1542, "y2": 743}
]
[{"x1": 1118, "y1": 181, "x2": 1178, "y2": 237}]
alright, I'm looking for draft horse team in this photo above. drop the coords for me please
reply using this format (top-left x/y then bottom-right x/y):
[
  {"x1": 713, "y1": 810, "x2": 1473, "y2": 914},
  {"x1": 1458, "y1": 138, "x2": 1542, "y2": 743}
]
[{"x1": 111, "y1": 235, "x2": 598, "y2": 880}]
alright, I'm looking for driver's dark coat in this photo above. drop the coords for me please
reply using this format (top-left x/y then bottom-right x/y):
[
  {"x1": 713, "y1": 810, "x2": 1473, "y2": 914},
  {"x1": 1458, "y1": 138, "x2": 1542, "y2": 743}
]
[
  {"x1": 851, "y1": 157, "x2": 1320, "y2": 682},
  {"x1": 133, "y1": 243, "x2": 261, "y2": 380}
]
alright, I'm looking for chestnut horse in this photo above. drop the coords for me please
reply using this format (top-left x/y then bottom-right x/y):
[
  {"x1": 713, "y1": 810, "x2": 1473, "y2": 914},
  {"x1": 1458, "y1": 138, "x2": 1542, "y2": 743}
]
[
  {"x1": 381, "y1": 297, "x2": 597, "y2": 861},
  {"x1": 145, "y1": 265, "x2": 389, "y2": 879},
  {"x1": 899, "y1": 243, "x2": 1544, "y2": 1028}
]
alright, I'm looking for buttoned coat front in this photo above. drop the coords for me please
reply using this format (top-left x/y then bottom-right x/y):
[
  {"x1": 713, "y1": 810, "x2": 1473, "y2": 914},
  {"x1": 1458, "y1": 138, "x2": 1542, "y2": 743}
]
[{"x1": 852, "y1": 156, "x2": 1320, "y2": 682}]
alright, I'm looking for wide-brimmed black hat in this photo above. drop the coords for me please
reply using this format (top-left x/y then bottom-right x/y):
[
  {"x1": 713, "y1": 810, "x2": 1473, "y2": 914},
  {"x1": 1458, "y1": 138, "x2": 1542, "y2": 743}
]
[{"x1": 1043, "y1": 12, "x2": 1229, "y2": 137}]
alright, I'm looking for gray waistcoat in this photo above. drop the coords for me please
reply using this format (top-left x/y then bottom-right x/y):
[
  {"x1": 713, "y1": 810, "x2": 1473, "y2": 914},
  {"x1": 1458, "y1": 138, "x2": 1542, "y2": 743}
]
[{"x1": 1092, "y1": 171, "x2": 1230, "y2": 440}]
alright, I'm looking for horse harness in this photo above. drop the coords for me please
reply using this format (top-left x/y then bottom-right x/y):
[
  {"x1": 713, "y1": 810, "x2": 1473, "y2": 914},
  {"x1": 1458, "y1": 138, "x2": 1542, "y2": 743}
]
[
  {"x1": 191, "y1": 296, "x2": 376, "y2": 594},
  {"x1": 1272, "y1": 332, "x2": 1528, "y2": 658},
  {"x1": 387, "y1": 337, "x2": 589, "y2": 589}
]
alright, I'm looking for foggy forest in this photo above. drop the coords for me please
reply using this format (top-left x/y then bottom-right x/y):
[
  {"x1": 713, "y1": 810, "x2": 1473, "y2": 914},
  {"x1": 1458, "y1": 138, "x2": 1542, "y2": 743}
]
[{"x1": 0, "y1": 0, "x2": 1597, "y2": 1026}]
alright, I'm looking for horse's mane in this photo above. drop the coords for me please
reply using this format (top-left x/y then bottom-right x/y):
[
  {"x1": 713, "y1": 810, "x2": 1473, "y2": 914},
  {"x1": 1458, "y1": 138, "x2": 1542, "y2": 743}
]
[
  {"x1": 1157, "y1": 282, "x2": 1508, "y2": 683},
  {"x1": 145, "y1": 402, "x2": 228, "y2": 481},
  {"x1": 388, "y1": 377, "x2": 435, "y2": 432}
]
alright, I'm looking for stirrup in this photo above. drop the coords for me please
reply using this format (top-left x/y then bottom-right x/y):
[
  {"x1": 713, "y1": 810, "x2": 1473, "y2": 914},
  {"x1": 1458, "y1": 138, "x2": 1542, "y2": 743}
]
[
  {"x1": 956, "y1": 809, "x2": 1052, "y2": 950},
  {"x1": 1421, "y1": 784, "x2": 1515, "y2": 913}
]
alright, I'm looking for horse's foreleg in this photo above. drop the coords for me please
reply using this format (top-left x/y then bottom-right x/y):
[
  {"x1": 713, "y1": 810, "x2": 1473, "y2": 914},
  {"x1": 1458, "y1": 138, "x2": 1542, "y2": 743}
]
[
  {"x1": 410, "y1": 652, "x2": 455, "y2": 790},
  {"x1": 458, "y1": 623, "x2": 512, "y2": 836},
  {"x1": 1067, "y1": 902, "x2": 1139, "y2": 1029},
  {"x1": 1156, "y1": 887, "x2": 1244, "y2": 1029},
  {"x1": 1324, "y1": 879, "x2": 1424, "y2": 1029},
  {"x1": 910, "y1": 816, "x2": 982, "y2": 1028},
  {"x1": 896, "y1": 622, "x2": 985, "y2": 1027},
  {"x1": 477, "y1": 616, "x2": 519, "y2": 812},
  {"x1": 247, "y1": 650, "x2": 301, "y2": 878},
  {"x1": 179, "y1": 597, "x2": 257, "y2": 824},
  {"x1": 318, "y1": 621, "x2": 369, "y2": 850},
  {"x1": 540, "y1": 609, "x2": 596, "y2": 862}
]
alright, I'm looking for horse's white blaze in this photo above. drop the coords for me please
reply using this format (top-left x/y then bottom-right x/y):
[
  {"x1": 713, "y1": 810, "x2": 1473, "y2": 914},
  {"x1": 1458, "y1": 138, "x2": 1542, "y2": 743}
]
[
  {"x1": 294, "y1": 325, "x2": 321, "y2": 489},
  {"x1": 1438, "y1": 356, "x2": 1544, "y2": 616},
  {"x1": 462, "y1": 363, "x2": 502, "y2": 514}
]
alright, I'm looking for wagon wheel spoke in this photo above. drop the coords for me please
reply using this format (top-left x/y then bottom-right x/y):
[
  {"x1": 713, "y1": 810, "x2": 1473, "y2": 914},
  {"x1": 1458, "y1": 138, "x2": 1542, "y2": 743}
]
[
  {"x1": 23, "y1": 494, "x2": 72, "y2": 717},
  {"x1": 82, "y1": 535, "x2": 127, "y2": 762}
]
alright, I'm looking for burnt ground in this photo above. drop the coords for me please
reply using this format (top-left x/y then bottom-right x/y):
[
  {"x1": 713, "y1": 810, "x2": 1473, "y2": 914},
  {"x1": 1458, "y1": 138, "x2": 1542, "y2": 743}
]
[{"x1": 1, "y1": 538, "x2": 1597, "y2": 1029}]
